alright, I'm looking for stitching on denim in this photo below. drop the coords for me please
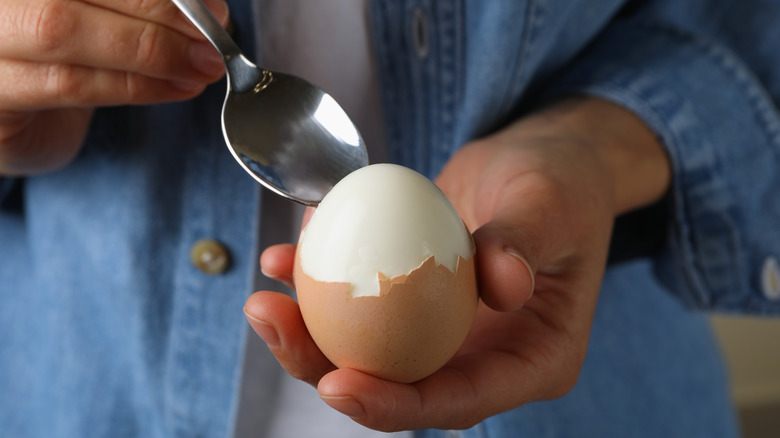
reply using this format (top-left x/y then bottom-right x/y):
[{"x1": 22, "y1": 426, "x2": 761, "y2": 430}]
[
  {"x1": 500, "y1": 0, "x2": 544, "y2": 118},
  {"x1": 433, "y1": 0, "x2": 463, "y2": 167},
  {"x1": 636, "y1": 22, "x2": 780, "y2": 159},
  {"x1": 369, "y1": 0, "x2": 411, "y2": 167}
]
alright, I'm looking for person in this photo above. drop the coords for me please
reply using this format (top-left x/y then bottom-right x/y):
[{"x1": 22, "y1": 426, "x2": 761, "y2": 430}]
[{"x1": 1, "y1": 0, "x2": 778, "y2": 437}]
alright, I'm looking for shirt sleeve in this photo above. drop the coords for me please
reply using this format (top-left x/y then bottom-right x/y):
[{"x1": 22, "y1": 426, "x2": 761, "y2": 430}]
[{"x1": 543, "y1": 0, "x2": 780, "y2": 314}]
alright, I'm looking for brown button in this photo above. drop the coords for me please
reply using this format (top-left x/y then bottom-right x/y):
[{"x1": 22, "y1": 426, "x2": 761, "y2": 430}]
[{"x1": 190, "y1": 239, "x2": 230, "y2": 275}]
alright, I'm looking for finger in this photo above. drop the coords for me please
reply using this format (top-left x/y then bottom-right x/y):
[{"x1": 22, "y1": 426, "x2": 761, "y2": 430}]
[
  {"x1": 0, "y1": 0, "x2": 225, "y2": 83},
  {"x1": 244, "y1": 291, "x2": 336, "y2": 386},
  {"x1": 259, "y1": 244, "x2": 296, "y2": 288},
  {"x1": 471, "y1": 201, "x2": 538, "y2": 312},
  {"x1": 80, "y1": 0, "x2": 231, "y2": 40},
  {"x1": 317, "y1": 349, "x2": 563, "y2": 432},
  {"x1": 0, "y1": 107, "x2": 93, "y2": 175},
  {"x1": 0, "y1": 60, "x2": 207, "y2": 110}
]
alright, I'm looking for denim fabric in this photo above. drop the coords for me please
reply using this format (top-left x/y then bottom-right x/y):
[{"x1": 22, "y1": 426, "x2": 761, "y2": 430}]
[{"x1": 2, "y1": 0, "x2": 778, "y2": 436}]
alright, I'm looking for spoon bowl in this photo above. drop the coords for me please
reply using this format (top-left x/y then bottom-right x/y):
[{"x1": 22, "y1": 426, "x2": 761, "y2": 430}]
[{"x1": 173, "y1": 0, "x2": 368, "y2": 205}]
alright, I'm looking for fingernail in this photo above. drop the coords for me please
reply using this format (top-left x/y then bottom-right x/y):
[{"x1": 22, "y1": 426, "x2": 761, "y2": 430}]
[
  {"x1": 189, "y1": 42, "x2": 224, "y2": 77},
  {"x1": 261, "y1": 268, "x2": 295, "y2": 289},
  {"x1": 244, "y1": 308, "x2": 280, "y2": 348},
  {"x1": 320, "y1": 395, "x2": 365, "y2": 419},
  {"x1": 260, "y1": 267, "x2": 275, "y2": 279},
  {"x1": 504, "y1": 246, "x2": 536, "y2": 294}
]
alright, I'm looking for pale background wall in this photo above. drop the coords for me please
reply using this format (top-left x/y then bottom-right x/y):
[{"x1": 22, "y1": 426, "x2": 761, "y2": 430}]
[{"x1": 711, "y1": 316, "x2": 780, "y2": 437}]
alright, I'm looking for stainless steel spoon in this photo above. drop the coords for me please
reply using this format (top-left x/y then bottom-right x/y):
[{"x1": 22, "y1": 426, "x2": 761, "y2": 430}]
[{"x1": 172, "y1": 0, "x2": 368, "y2": 205}]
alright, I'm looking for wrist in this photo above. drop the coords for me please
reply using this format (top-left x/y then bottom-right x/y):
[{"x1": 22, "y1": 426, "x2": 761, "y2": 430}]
[{"x1": 528, "y1": 97, "x2": 671, "y2": 216}]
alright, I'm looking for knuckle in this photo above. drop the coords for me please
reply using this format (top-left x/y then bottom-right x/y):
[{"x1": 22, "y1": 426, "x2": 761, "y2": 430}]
[
  {"x1": 548, "y1": 378, "x2": 577, "y2": 400},
  {"x1": 44, "y1": 66, "x2": 148, "y2": 106},
  {"x1": 548, "y1": 361, "x2": 582, "y2": 400},
  {"x1": 134, "y1": 22, "x2": 163, "y2": 72},
  {"x1": 26, "y1": 0, "x2": 77, "y2": 54},
  {"x1": 122, "y1": 73, "x2": 175, "y2": 104},
  {"x1": 425, "y1": 368, "x2": 484, "y2": 431},
  {"x1": 127, "y1": 0, "x2": 169, "y2": 17},
  {"x1": 44, "y1": 64, "x2": 84, "y2": 102},
  {"x1": 561, "y1": 367, "x2": 582, "y2": 394},
  {"x1": 447, "y1": 403, "x2": 485, "y2": 431},
  {"x1": 122, "y1": 73, "x2": 142, "y2": 102}
]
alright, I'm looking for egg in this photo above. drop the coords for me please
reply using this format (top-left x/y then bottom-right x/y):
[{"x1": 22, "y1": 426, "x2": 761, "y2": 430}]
[{"x1": 293, "y1": 163, "x2": 478, "y2": 383}]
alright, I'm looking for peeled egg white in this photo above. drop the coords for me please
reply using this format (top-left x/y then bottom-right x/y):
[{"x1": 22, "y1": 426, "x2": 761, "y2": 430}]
[{"x1": 294, "y1": 163, "x2": 478, "y2": 383}]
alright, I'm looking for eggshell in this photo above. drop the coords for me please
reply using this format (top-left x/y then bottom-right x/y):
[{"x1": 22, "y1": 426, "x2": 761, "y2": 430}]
[
  {"x1": 294, "y1": 252, "x2": 477, "y2": 383},
  {"x1": 293, "y1": 163, "x2": 479, "y2": 383}
]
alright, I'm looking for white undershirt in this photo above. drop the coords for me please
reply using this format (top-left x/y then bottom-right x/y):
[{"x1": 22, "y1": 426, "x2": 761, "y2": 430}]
[
  {"x1": 254, "y1": 0, "x2": 387, "y2": 164},
  {"x1": 236, "y1": 2, "x2": 408, "y2": 438}
]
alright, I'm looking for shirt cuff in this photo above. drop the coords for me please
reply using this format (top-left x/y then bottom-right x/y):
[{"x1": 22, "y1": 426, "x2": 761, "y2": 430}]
[{"x1": 543, "y1": 21, "x2": 780, "y2": 314}]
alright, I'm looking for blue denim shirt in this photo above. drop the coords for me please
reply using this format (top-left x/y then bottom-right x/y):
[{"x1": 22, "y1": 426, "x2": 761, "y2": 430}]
[{"x1": 2, "y1": 0, "x2": 779, "y2": 437}]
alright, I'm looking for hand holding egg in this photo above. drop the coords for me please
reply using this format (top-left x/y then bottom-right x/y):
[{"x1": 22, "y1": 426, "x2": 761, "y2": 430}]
[{"x1": 247, "y1": 98, "x2": 625, "y2": 432}]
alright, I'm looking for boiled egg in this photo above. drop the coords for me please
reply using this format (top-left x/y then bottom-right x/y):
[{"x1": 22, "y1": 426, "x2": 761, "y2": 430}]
[{"x1": 293, "y1": 163, "x2": 478, "y2": 383}]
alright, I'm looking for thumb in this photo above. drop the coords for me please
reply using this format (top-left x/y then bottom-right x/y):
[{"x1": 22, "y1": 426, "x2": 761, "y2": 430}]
[{"x1": 472, "y1": 210, "x2": 537, "y2": 312}]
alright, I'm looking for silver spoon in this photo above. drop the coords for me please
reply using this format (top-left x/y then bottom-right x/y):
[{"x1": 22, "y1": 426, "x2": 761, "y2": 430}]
[{"x1": 172, "y1": 0, "x2": 368, "y2": 205}]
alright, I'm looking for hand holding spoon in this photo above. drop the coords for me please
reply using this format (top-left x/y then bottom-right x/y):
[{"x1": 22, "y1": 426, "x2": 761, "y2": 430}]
[{"x1": 172, "y1": 0, "x2": 369, "y2": 205}]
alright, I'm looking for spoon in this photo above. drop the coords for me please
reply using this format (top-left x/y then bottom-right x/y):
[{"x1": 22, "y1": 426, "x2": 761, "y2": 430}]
[{"x1": 172, "y1": 0, "x2": 368, "y2": 205}]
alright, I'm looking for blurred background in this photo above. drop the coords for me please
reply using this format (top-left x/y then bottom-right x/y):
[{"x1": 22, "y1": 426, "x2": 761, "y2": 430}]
[{"x1": 711, "y1": 316, "x2": 780, "y2": 438}]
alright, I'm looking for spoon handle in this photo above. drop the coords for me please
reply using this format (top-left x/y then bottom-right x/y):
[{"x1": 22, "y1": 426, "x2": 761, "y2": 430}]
[{"x1": 172, "y1": 0, "x2": 262, "y2": 91}]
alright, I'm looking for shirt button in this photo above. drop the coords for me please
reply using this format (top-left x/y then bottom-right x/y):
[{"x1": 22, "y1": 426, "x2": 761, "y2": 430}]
[
  {"x1": 190, "y1": 239, "x2": 230, "y2": 275},
  {"x1": 412, "y1": 8, "x2": 430, "y2": 59},
  {"x1": 761, "y1": 256, "x2": 780, "y2": 301}
]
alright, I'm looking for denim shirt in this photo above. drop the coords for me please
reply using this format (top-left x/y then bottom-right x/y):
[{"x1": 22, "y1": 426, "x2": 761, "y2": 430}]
[{"x1": 2, "y1": 0, "x2": 779, "y2": 437}]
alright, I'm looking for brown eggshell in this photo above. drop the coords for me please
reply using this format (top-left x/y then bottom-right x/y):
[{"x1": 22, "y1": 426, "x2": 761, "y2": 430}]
[{"x1": 294, "y1": 252, "x2": 478, "y2": 383}]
